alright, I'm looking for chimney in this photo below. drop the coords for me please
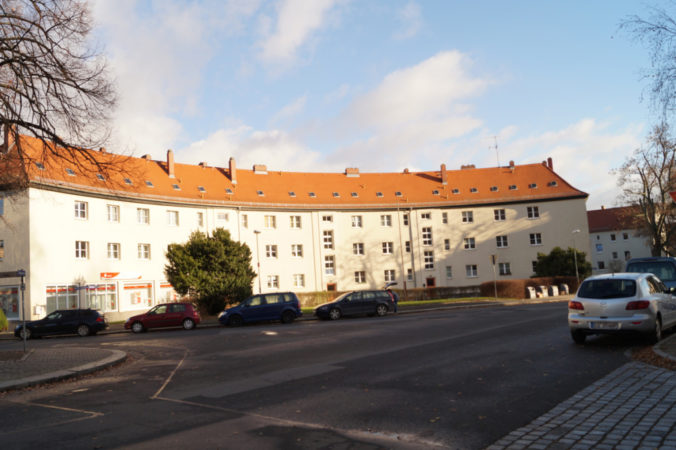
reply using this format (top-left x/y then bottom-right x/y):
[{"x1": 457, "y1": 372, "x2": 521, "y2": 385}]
[
  {"x1": 547, "y1": 157, "x2": 553, "y2": 170},
  {"x1": 509, "y1": 160, "x2": 515, "y2": 169},
  {"x1": 2, "y1": 123, "x2": 16, "y2": 154},
  {"x1": 229, "y1": 157, "x2": 237, "y2": 184},
  {"x1": 199, "y1": 162, "x2": 208, "y2": 168},
  {"x1": 253, "y1": 164, "x2": 267, "y2": 174},
  {"x1": 345, "y1": 167, "x2": 359, "y2": 177},
  {"x1": 403, "y1": 168, "x2": 410, "y2": 174},
  {"x1": 99, "y1": 147, "x2": 106, "y2": 153},
  {"x1": 142, "y1": 154, "x2": 152, "y2": 161},
  {"x1": 167, "y1": 149, "x2": 175, "y2": 178},
  {"x1": 440, "y1": 164, "x2": 448, "y2": 185}
]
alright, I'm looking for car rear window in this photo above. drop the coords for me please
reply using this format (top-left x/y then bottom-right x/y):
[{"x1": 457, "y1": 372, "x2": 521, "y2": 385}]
[
  {"x1": 626, "y1": 261, "x2": 676, "y2": 282},
  {"x1": 578, "y1": 279, "x2": 637, "y2": 299}
]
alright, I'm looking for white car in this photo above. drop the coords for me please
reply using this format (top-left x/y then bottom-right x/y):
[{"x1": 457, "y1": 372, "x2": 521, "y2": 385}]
[{"x1": 568, "y1": 272, "x2": 676, "y2": 344}]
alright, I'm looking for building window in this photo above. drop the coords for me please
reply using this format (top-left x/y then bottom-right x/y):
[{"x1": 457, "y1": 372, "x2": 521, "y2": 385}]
[
  {"x1": 137, "y1": 208, "x2": 150, "y2": 224},
  {"x1": 424, "y1": 251, "x2": 434, "y2": 270},
  {"x1": 442, "y1": 212, "x2": 448, "y2": 224},
  {"x1": 325, "y1": 256, "x2": 335, "y2": 275},
  {"x1": 530, "y1": 233, "x2": 542, "y2": 245},
  {"x1": 403, "y1": 214, "x2": 409, "y2": 226},
  {"x1": 625, "y1": 251, "x2": 631, "y2": 261},
  {"x1": 405, "y1": 241, "x2": 411, "y2": 253},
  {"x1": 421, "y1": 212, "x2": 431, "y2": 220},
  {"x1": 241, "y1": 214, "x2": 248, "y2": 229},
  {"x1": 351, "y1": 215, "x2": 363, "y2": 228},
  {"x1": 267, "y1": 275, "x2": 279, "y2": 288},
  {"x1": 446, "y1": 266, "x2": 452, "y2": 279},
  {"x1": 444, "y1": 239, "x2": 450, "y2": 250},
  {"x1": 527, "y1": 206, "x2": 540, "y2": 219},
  {"x1": 290, "y1": 216, "x2": 302, "y2": 229},
  {"x1": 598, "y1": 261, "x2": 606, "y2": 270},
  {"x1": 494, "y1": 209, "x2": 506, "y2": 221},
  {"x1": 466, "y1": 264, "x2": 478, "y2": 278},
  {"x1": 353, "y1": 243, "x2": 364, "y2": 255},
  {"x1": 217, "y1": 212, "x2": 229, "y2": 222},
  {"x1": 380, "y1": 215, "x2": 392, "y2": 227},
  {"x1": 293, "y1": 274, "x2": 305, "y2": 287},
  {"x1": 610, "y1": 233, "x2": 616, "y2": 241},
  {"x1": 197, "y1": 212, "x2": 204, "y2": 227},
  {"x1": 74, "y1": 201, "x2": 88, "y2": 219},
  {"x1": 291, "y1": 244, "x2": 303, "y2": 257},
  {"x1": 596, "y1": 243, "x2": 603, "y2": 253},
  {"x1": 0, "y1": 240, "x2": 3, "y2": 260},
  {"x1": 138, "y1": 243, "x2": 151, "y2": 260},
  {"x1": 167, "y1": 210, "x2": 179, "y2": 226},
  {"x1": 407, "y1": 268, "x2": 413, "y2": 281},
  {"x1": 107, "y1": 204, "x2": 119, "y2": 223},
  {"x1": 532, "y1": 261, "x2": 538, "y2": 273},
  {"x1": 355, "y1": 271, "x2": 366, "y2": 283},
  {"x1": 499, "y1": 262, "x2": 511, "y2": 276},
  {"x1": 382, "y1": 242, "x2": 393, "y2": 254},
  {"x1": 464, "y1": 237, "x2": 476, "y2": 249},
  {"x1": 384, "y1": 270, "x2": 395, "y2": 282},
  {"x1": 422, "y1": 227, "x2": 432, "y2": 246},
  {"x1": 612, "y1": 251, "x2": 618, "y2": 259},
  {"x1": 107, "y1": 243, "x2": 120, "y2": 260},
  {"x1": 462, "y1": 211, "x2": 473, "y2": 223},
  {"x1": 623, "y1": 233, "x2": 629, "y2": 240},
  {"x1": 496, "y1": 235, "x2": 508, "y2": 248},
  {"x1": 264, "y1": 215, "x2": 276, "y2": 229},
  {"x1": 75, "y1": 241, "x2": 89, "y2": 259},
  {"x1": 323, "y1": 230, "x2": 334, "y2": 249},
  {"x1": 322, "y1": 215, "x2": 333, "y2": 222},
  {"x1": 265, "y1": 244, "x2": 278, "y2": 258}
]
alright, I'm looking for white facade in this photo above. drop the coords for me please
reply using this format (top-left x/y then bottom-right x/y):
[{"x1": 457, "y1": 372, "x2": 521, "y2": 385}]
[{"x1": 590, "y1": 229, "x2": 652, "y2": 273}]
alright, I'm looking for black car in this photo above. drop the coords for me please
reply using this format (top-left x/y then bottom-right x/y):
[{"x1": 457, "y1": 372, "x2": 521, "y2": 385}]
[
  {"x1": 14, "y1": 309, "x2": 108, "y2": 339},
  {"x1": 218, "y1": 292, "x2": 303, "y2": 326},
  {"x1": 315, "y1": 290, "x2": 395, "y2": 320}
]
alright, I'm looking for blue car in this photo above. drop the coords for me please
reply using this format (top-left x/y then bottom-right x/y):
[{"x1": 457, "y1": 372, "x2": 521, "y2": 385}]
[{"x1": 218, "y1": 292, "x2": 302, "y2": 326}]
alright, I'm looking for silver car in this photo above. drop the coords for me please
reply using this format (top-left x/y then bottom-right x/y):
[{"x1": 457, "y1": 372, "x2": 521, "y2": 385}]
[{"x1": 568, "y1": 272, "x2": 676, "y2": 344}]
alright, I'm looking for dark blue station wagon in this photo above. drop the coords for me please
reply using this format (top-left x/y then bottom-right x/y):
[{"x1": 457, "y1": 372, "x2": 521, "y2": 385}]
[{"x1": 218, "y1": 292, "x2": 302, "y2": 326}]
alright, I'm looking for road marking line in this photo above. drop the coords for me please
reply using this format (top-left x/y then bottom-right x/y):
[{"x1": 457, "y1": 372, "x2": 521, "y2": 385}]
[
  {"x1": 1, "y1": 400, "x2": 103, "y2": 434},
  {"x1": 151, "y1": 348, "x2": 188, "y2": 399}
]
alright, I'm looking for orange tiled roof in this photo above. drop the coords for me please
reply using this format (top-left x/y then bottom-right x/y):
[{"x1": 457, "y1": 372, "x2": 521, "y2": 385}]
[
  {"x1": 9, "y1": 135, "x2": 587, "y2": 209},
  {"x1": 587, "y1": 206, "x2": 642, "y2": 232}
]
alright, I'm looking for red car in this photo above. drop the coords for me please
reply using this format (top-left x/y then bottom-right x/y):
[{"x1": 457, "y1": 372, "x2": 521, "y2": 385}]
[{"x1": 124, "y1": 302, "x2": 200, "y2": 333}]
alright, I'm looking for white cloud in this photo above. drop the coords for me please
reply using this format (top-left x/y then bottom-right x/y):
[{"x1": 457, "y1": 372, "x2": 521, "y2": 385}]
[
  {"x1": 271, "y1": 95, "x2": 308, "y2": 124},
  {"x1": 258, "y1": 0, "x2": 341, "y2": 67},
  {"x1": 394, "y1": 1, "x2": 423, "y2": 40}
]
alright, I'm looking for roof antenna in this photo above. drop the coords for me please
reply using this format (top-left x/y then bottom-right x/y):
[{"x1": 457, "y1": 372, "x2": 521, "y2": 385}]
[{"x1": 490, "y1": 135, "x2": 500, "y2": 167}]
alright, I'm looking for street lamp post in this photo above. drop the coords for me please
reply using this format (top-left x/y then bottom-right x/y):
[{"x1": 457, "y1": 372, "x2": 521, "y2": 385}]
[
  {"x1": 572, "y1": 229, "x2": 581, "y2": 286},
  {"x1": 253, "y1": 230, "x2": 262, "y2": 294}
]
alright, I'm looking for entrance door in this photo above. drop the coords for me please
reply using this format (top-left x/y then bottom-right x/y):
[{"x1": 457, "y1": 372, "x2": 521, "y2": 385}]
[{"x1": 426, "y1": 277, "x2": 436, "y2": 288}]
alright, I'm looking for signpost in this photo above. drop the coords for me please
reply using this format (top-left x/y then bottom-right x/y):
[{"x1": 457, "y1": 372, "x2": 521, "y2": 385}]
[{"x1": 490, "y1": 255, "x2": 498, "y2": 300}]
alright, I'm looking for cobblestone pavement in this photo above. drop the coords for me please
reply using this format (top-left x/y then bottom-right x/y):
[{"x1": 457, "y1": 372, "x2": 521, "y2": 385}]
[{"x1": 488, "y1": 361, "x2": 676, "y2": 449}]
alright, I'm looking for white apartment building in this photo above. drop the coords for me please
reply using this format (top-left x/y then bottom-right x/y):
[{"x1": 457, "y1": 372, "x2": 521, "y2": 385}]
[
  {"x1": 587, "y1": 206, "x2": 652, "y2": 274},
  {"x1": 0, "y1": 135, "x2": 590, "y2": 321}
]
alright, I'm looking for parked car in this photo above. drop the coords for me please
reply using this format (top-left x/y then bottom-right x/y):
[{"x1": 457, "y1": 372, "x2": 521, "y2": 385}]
[
  {"x1": 568, "y1": 272, "x2": 676, "y2": 344},
  {"x1": 125, "y1": 302, "x2": 200, "y2": 333},
  {"x1": 315, "y1": 290, "x2": 395, "y2": 320},
  {"x1": 14, "y1": 309, "x2": 107, "y2": 339},
  {"x1": 625, "y1": 257, "x2": 676, "y2": 289},
  {"x1": 218, "y1": 292, "x2": 302, "y2": 326}
]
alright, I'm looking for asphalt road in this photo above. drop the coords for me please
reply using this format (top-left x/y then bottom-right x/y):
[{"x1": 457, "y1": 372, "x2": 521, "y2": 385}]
[{"x1": 0, "y1": 303, "x2": 635, "y2": 449}]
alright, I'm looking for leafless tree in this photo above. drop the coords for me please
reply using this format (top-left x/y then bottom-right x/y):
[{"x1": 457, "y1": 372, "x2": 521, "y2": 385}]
[
  {"x1": 621, "y1": 4, "x2": 676, "y2": 118},
  {"x1": 0, "y1": 0, "x2": 116, "y2": 184},
  {"x1": 615, "y1": 123, "x2": 676, "y2": 256}
]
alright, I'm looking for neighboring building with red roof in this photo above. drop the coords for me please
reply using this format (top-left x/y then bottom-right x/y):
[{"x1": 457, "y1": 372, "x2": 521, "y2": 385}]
[
  {"x1": 0, "y1": 134, "x2": 590, "y2": 321},
  {"x1": 587, "y1": 206, "x2": 651, "y2": 273}
]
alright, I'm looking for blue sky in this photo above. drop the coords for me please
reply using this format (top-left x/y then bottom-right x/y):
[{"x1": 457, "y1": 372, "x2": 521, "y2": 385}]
[{"x1": 91, "y1": 0, "x2": 664, "y2": 209}]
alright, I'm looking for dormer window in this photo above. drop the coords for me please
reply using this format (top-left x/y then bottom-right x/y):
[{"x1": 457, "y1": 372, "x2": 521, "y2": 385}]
[
  {"x1": 145, "y1": 180, "x2": 154, "y2": 188},
  {"x1": 376, "y1": 192, "x2": 383, "y2": 198},
  {"x1": 35, "y1": 162, "x2": 45, "y2": 170},
  {"x1": 528, "y1": 183, "x2": 537, "y2": 189},
  {"x1": 490, "y1": 186, "x2": 498, "y2": 192},
  {"x1": 309, "y1": 192, "x2": 316, "y2": 198},
  {"x1": 172, "y1": 184, "x2": 180, "y2": 190},
  {"x1": 351, "y1": 192, "x2": 358, "y2": 198},
  {"x1": 333, "y1": 192, "x2": 340, "y2": 198},
  {"x1": 225, "y1": 188, "x2": 233, "y2": 194},
  {"x1": 548, "y1": 181, "x2": 558, "y2": 187},
  {"x1": 289, "y1": 191, "x2": 296, "y2": 197},
  {"x1": 257, "y1": 190, "x2": 264, "y2": 196},
  {"x1": 470, "y1": 187, "x2": 478, "y2": 193},
  {"x1": 124, "y1": 178, "x2": 133, "y2": 185},
  {"x1": 96, "y1": 174, "x2": 105, "y2": 181},
  {"x1": 452, "y1": 189, "x2": 459, "y2": 194},
  {"x1": 66, "y1": 168, "x2": 75, "y2": 176},
  {"x1": 432, "y1": 190, "x2": 440, "y2": 195},
  {"x1": 395, "y1": 191, "x2": 402, "y2": 197},
  {"x1": 509, "y1": 185, "x2": 517, "y2": 190},
  {"x1": 198, "y1": 186, "x2": 206, "y2": 193}
]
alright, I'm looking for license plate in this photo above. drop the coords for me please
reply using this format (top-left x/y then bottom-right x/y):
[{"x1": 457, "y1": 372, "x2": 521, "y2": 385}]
[{"x1": 591, "y1": 322, "x2": 618, "y2": 330}]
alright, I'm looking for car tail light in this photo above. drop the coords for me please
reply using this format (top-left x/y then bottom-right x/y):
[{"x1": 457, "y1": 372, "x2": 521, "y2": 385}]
[
  {"x1": 96, "y1": 316, "x2": 104, "y2": 323},
  {"x1": 626, "y1": 300, "x2": 650, "y2": 310},
  {"x1": 568, "y1": 300, "x2": 584, "y2": 310}
]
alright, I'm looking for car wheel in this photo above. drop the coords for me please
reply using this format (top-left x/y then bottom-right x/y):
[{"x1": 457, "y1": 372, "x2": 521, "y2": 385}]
[
  {"x1": 376, "y1": 304, "x2": 388, "y2": 317},
  {"x1": 651, "y1": 316, "x2": 663, "y2": 344},
  {"x1": 281, "y1": 311, "x2": 295, "y2": 324},
  {"x1": 182, "y1": 318, "x2": 195, "y2": 330},
  {"x1": 328, "y1": 308, "x2": 341, "y2": 320},
  {"x1": 77, "y1": 324, "x2": 90, "y2": 337},
  {"x1": 19, "y1": 328, "x2": 31, "y2": 340},
  {"x1": 131, "y1": 321, "x2": 144, "y2": 334},
  {"x1": 571, "y1": 329, "x2": 586, "y2": 345},
  {"x1": 228, "y1": 315, "x2": 243, "y2": 327}
]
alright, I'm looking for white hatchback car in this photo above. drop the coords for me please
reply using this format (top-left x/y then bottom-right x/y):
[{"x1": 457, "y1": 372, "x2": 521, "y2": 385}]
[{"x1": 568, "y1": 272, "x2": 676, "y2": 344}]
